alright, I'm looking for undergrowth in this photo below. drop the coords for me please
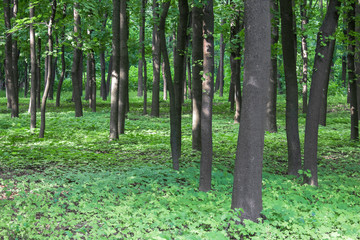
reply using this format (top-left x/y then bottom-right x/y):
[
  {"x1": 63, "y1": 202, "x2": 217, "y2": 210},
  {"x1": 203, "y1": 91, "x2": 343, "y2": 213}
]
[{"x1": 0, "y1": 91, "x2": 359, "y2": 239}]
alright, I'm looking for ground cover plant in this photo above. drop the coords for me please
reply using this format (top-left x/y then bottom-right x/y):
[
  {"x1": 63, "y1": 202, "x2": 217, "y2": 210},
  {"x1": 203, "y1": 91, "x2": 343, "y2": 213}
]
[{"x1": 0, "y1": 91, "x2": 359, "y2": 239}]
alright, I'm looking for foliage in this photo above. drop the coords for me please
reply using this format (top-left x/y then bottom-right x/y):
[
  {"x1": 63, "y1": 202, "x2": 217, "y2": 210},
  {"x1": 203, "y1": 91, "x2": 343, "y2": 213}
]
[{"x1": 0, "y1": 91, "x2": 359, "y2": 239}]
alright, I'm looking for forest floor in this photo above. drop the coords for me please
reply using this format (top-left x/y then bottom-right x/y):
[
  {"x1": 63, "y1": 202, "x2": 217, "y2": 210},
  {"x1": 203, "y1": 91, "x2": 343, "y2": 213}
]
[{"x1": 0, "y1": 91, "x2": 359, "y2": 239}]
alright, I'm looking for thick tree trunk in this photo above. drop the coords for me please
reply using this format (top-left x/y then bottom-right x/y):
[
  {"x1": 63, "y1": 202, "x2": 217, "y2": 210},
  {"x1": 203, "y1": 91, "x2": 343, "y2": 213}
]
[
  {"x1": 191, "y1": 2, "x2": 203, "y2": 151},
  {"x1": 118, "y1": 0, "x2": 129, "y2": 134},
  {"x1": 151, "y1": 0, "x2": 161, "y2": 117},
  {"x1": 303, "y1": 0, "x2": 340, "y2": 186},
  {"x1": 231, "y1": 0, "x2": 270, "y2": 222},
  {"x1": 265, "y1": 0, "x2": 279, "y2": 133},
  {"x1": 29, "y1": 2, "x2": 37, "y2": 129},
  {"x1": 199, "y1": 0, "x2": 214, "y2": 192},
  {"x1": 280, "y1": 0, "x2": 302, "y2": 176},
  {"x1": 39, "y1": 0, "x2": 57, "y2": 138},
  {"x1": 301, "y1": 0, "x2": 309, "y2": 113},
  {"x1": 109, "y1": 0, "x2": 120, "y2": 140},
  {"x1": 71, "y1": 4, "x2": 83, "y2": 117}
]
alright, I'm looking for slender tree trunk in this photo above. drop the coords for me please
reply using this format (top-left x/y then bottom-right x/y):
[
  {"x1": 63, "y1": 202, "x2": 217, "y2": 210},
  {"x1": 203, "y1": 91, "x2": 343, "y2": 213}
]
[
  {"x1": 109, "y1": 0, "x2": 120, "y2": 140},
  {"x1": 24, "y1": 61, "x2": 28, "y2": 98},
  {"x1": 230, "y1": 2, "x2": 243, "y2": 124},
  {"x1": 191, "y1": 2, "x2": 203, "y2": 151},
  {"x1": 162, "y1": 60, "x2": 168, "y2": 100},
  {"x1": 280, "y1": 0, "x2": 302, "y2": 176},
  {"x1": 71, "y1": 4, "x2": 83, "y2": 117},
  {"x1": 217, "y1": 22, "x2": 225, "y2": 96},
  {"x1": 118, "y1": 0, "x2": 129, "y2": 134},
  {"x1": 4, "y1": 0, "x2": 18, "y2": 117},
  {"x1": 56, "y1": 5, "x2": 66, "y2": 107},
  {"x1": 36, "y1": 37, "x2": 41, "y2": 109},
  {"x1": 49, "y1": 41, "x2": 57, "y2": 100},
  {"x1": 265, "y1": 0, "x2": 279, "y2": 133},
  {"x1": 88, "y1": 51, "x2": 96, "y2": 112},
  {"x1": 348, "y1": 1, "x2": 358, "y2": 140},
  {"x1": 187, "y1": 56, "x2": 192, "y2": 99},
  {"x1": 303, "y1": 0, "x2": 340, "y2": 186},
  {"x1": 143, "y1": 59, "x2": 148, "y2": 115},
  {"x1": 199, "y1": 0, "x2": 214, "y2": 192},
  {"x1": 100, "y1": 14, "x2": 107, "y2": 101},
  {"x1": 137, "y1": 0, "x2": 146, "y2": 97},
  {"x1": 29, "y1": 2, "x2": 37, "y2": 129},
  {"x1": 231, "y1": 0, "x2": 270, "y2": 222},
  {"x1": 39, "y1": 0, "x2": 57, "y2": 138},
  {"x1": 151, "y1": 0, "x2": 161, "y2": 117},
  {"x1": 12, "y1": 0, "x2": 19, "y2": 114},
  {"x1": 301, "y1": 0, "x2": 309, "y2": 113},
  {"x1": 356, "y1": 3, "x2": 360, "y2": 120},
  {"x1": 106, "y1": 55, "x2": 112, "y2": 97}
]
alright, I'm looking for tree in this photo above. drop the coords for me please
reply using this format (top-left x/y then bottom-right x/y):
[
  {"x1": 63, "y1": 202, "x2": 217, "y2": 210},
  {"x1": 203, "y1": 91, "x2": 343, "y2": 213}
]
[
  {"x1": 348, "y1": 0, "x2": 358, "y2": 140},
  {"x1": 280, "y1": 0, "x2": 301, "y2": 176},
  {"x1": 56, "y1": 4, "x2": 67, "y2": 107},
  {"x1": 109, "y1": 0, "x2": 121, "y2": 140},
  {"x1": 300, "y1": 0, "x2": 309, "y2": 113},
  {"x1": 151, "y1": 0, "x2": 161, "y2": 117},
  {"x1": 303, "y1": 0, "x2": 340, "y2": 186},
  {"x1": 231, "y1": 0, "x2": 270, "y2": 222},
  {"x1": 3, "y1": 0, "x2": 19, "y2": 118},
  {"x1": 265, "y1": 0, "x2": 279, "y2": 133},
  {"x1": 29, "y1": 1, "x2": 37, "y2": 129},
  {"x1": 71, "y1": 3, "x2": 83, "y2": 117},
  {"x1": 191, "y1": 0, "x2": 203, "y2": 151},
  {"x1": 199, "y1": 0, "x2": 214, "y2": 192},
  {"x1": 39, "y1": 0, "x2": 57, "y2": 138}
]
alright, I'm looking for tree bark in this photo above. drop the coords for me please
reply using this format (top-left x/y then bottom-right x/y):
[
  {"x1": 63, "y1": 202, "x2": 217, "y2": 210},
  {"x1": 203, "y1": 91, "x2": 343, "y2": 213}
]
[
  {"x1": 301, "y1": 0, "x2": 309, "y2": 113},
  {"x1": 280, "y1": 0, "x2": 302, "y2": 176},
  {"x1": 37, "y1": 37, "x2": 41, "y2": 109},
  {"x1": 231, "y1": 0, "x2": 270, "y2": 222},
  {"x1": 137, "y1": 0, "x2": 146, "y2": 97},
  {"x1": 29, "y1": 2, "x2": 37, "y2": 129},
  {"x1": 109, "y1": 0, "x2": 121, "y2": 140},
  {"x1": 118, "y1": 0, "x2": 129, "y2": 134},
  {"x1": 100, "y1": 14, "x2": 108, "y2": 101},
  {"x1": 3, "y1": 0, "x2": 18, "y2": 117},
  {"x1": 348, "y1": 1, "x2": 358, "y2": 140},
  {"x1": 265, "y1": 0, "x2": 279, "y2": 133},
  {"x1": 106, "y1": 55, "x2": 112, "y2": 97},
  {"x1": 39, "y1": 0, "x2": 57, "y2": 138},
  {"x1": 151, "y1": 0, "x2": 161, "y2": 117},
  {"x1": 191, "y1": 2, "x2": 203, "y2": 151},
  {"x1": 199, "y1": 0, "x2": 214, "y2": 192},
  {"x1": 12, "y1": 0, "x2": 19, "y2": 115},
  {"x1": 303, "y1": 0, "x2": 340, "y2": 186},
  {"x1": 71, "y1": 4, "x2": 83, "y2": 117}
]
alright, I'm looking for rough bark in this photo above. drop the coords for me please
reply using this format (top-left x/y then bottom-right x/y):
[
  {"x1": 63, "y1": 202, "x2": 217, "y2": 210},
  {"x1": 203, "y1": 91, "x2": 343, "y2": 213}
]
[
  {"x1": 71, "y1": 4, "x2": 83, "y2": 117},
  {"x1": 151, "y1": 0, "x2": 161, "y2": 117},
  {"x1": 39, "y1": 0, "x2": 57, "y2": 138},
  {"x1": 280, "y1": 0, "x2": 302, "y2": 176},
  {"x1": 303, "y1": 0, "x2": 340, "y2": 186},
  {"x1": 199, "y1": 0, "x2": 214, "y2": 192},
  {"x1": 191, "y1": 2, "x2": 203, "y2": 151},
  {"x1": 109, "y1": 0, "x2": 120, "y2": 140},
  {"x1": 231, "y1": 0, "x2": 270, "y2": 222},
  {"x1": 30, "y1": 2, "x2": 37, "y2": 129},
  {"x1": 265, "y1": 0, "x2": 279, "y2": 133}
]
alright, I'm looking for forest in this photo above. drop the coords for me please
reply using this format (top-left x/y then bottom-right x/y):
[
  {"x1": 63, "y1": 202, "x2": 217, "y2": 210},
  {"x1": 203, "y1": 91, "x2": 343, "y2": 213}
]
[{"x1": 0, "y1": 0, "x2": 359, "y2": 239}]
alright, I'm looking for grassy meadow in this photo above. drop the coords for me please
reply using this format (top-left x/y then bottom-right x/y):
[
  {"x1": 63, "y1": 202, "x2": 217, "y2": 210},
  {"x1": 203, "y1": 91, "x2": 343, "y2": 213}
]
[{"x1": 0, "y1": 90, "x2": 359, "y2": 239}]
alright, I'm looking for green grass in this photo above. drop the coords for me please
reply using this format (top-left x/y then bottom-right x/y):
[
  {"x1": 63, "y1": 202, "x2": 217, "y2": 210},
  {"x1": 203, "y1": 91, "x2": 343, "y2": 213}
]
[{"x1": 0, "y1": 91, "x2": 359, "y2": 239}]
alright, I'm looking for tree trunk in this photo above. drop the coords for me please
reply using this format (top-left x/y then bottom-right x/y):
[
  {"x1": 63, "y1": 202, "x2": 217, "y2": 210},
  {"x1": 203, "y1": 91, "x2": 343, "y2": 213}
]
[
  {"x1": 71, "y1": 4, "x2": 83, "y2": 117},
  {"x1": 143, "y1": 59, "x2": 148, "y2": 115},
  {"x1": 265, "y1": 0, "x2": 279, "y2": 133},
  {"x1": 348, "y1": 1, "x2": 358, "y2": 140},
  {"x1": 191, "y1": 2, "x2": 203, "y2": 151},
  {"x1": 106, "y1": 55, "x2": 112, "y2": 97},
  {"x1": 12, "y1": 0, "x2": 19, "y2": 115},
  {"x1": 217, "y1": 22, "x2": 225, "y2": 97},
  {"x1": 162, "y1": 59, "x2": 168, "y2": 100},
  {"x1": 199, "y1": 0, "x2": 214, "y2": 192},
  {"x1": 301, "y1": 0, "x2": 309, "y2": 113},
  {"x1": 24, "y1": 62, "x2": 28, "y2": 98},
  {"x1": 231, "y1": 0, "x2": 270, "y2": 222},
  {"x1": 109, "y1": 0, "x2": 120, "y2": 140},
  {"x1": 88, "y1": 51, "x2": 96, "y2": 112},
  {"x1": 100, "y1": 14, "x2": 107, "y2": 101},
  {"x1": 151, "y1": 0, "x2": 161, "y2": 117},
  {"x1": 29, "y1": 2, "x2": 37, "y2": 129},
  {"x1": 4, "y1": 0, "x2": 18, "y2": 117},
  {"x1": 39, "y1": 0, "x2": 57, "y2": 138},
  {"x1": 137, "y1": 0, "x2": 146, "y2": 97},
  {"x1": 118, "y1": 0, "x2": 129, "y2": 134},
  {"x1": 280, "y1": 0, "x2": 302, "y2": 176},
  {"x1": 48, "y1": 42, "x2": 57, "y2": 100},
  {"x1": 56, "y1": 5, "x2": 66, "y2": 108},
  {"x1": 303, "y1": 0, "x2": 340, "y2": 186},
  {"x1": 36, "y1": 37, "x2": 41, "y2": 109}
]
